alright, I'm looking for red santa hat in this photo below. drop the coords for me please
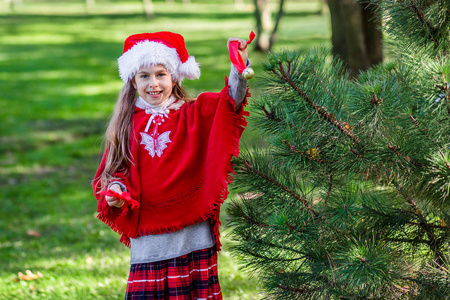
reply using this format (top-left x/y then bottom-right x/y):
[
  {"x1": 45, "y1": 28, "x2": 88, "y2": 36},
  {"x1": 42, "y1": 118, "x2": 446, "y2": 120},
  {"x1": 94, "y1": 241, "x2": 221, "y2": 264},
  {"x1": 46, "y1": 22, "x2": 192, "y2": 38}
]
[{"x1": 118, "y1": 31, "x2": 201, "y2": 84}]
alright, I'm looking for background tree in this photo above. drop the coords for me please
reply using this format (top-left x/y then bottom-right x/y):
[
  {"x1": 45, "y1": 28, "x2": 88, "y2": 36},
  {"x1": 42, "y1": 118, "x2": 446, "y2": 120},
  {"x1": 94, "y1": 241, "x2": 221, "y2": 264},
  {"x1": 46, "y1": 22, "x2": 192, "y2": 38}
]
[
  {"x1": 6, "y1": 0, "x2": 22, "y2": 12},
  {"x1": 253, "y1": 0, "x2": 285, "y2": 51},
  {"x1": 235, "y1": 0, "x2": 244, "y2": 8},
  {"x1": 85, "y1": 0, "x2": 95, "y2": 12},
  {"x1": 229, "y1": 0, "x2": 450, "y2": 298},
  {"x1": 327, "y1": 0, "x2": 383, "y2": 77},
  {"x1": 142, "y1": 0, "x2": 154, "y2": 18}
]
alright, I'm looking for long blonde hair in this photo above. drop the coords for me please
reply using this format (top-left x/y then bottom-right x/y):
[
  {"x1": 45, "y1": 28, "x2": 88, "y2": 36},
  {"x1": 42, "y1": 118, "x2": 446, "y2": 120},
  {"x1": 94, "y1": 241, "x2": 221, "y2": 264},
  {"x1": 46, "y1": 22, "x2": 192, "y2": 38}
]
[{"x1": 97, "y1": 80, "x2": 193, "y2": 191}]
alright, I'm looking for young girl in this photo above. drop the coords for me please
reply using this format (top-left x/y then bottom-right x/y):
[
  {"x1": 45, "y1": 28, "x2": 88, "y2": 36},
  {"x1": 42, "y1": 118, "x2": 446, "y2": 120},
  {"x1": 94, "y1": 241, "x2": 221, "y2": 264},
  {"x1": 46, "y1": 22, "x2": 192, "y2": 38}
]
[{"x1": 92, "y1": 31, "x2": 251, "y2": 299}]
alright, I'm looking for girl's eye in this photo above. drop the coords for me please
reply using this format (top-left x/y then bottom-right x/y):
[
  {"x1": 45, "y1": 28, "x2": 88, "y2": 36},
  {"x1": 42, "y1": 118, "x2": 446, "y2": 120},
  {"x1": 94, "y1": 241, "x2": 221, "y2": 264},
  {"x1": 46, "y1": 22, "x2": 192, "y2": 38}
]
[
  {"x1": 141, "y1": 74, "x2": 148, "y2": 79},
  {"x1": 157, "y1": 73, "x2": 166, "y2": 77}
]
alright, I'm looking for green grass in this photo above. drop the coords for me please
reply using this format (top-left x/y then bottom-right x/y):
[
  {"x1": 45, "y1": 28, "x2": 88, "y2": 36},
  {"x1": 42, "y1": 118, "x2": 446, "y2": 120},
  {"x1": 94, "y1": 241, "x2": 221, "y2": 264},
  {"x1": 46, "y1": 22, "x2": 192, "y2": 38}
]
[{"x1": 0, "y1": 1, "x2": 330, "y2": 298}]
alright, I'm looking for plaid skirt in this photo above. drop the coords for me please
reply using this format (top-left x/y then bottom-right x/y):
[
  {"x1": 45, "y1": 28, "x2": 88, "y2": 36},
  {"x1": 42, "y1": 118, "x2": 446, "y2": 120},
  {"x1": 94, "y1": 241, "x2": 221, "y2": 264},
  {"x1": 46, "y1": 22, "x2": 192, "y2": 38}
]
[{"x1": 125, "y1": 246, "x2": 222, "y2": 300}]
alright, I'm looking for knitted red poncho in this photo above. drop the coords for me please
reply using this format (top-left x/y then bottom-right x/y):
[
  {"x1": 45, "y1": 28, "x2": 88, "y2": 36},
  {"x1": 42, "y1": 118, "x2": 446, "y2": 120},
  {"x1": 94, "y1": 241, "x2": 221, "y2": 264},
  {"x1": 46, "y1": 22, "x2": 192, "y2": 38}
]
[{"x1": 93, "y1": 79, "x2": 249, "y2": 249}]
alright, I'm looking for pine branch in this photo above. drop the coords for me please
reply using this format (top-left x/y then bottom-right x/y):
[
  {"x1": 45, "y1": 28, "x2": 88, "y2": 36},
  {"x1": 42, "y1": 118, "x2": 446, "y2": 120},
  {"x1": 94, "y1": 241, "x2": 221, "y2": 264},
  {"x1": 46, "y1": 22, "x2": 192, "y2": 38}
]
[
  {"x1": 410, "y1": 115, "x2": 450, "y2": 169},
  {"x1": 242, "y1": 247, "x2": 307, "y2": 262},
  {"x1": 240, "y1": 210, "x2": 268, "y2": 228},
  {"x1": 273, "y1": 55, "x2": 426, "y2": 170},
  {"x1": 242, "y1": 159, "x2": 318, "y2": 215},
  {"x1": 437, "y1": 77, "x2": 450, "y2": 115},
  {"x1": 407, "y1": 221, "x2": 450, "y2": 230},
  {"x1": 367, "y1": 92, "x2": 383, "y2": 143},
  {"x1": 230, "y1": 219, "x2": 307, "y2": 256},
  {"x1": 307, "y1": 57, "x2": 344, "y2": 109},
  {"x1": 370, "y1": 91, "x2": 383, "y2": 106},
  {"x1": 387, "y1": 143, "x2": 424, "y2": 168},
  {"x1": 401, "y1": 190, "x2": 422, "y2": 216},
  {"x1": 262, "y1": 106, "x2": 282, "y2": 122},
  {"x1": 282, "y1": 140, "x2": 331, "y2": 164},
  {"x1": 410, "y1": 115, "x2": 431, "y2": 139},
  {"x1": 275, "y1": 283, "x2": 322, "y2": 294},
  {"x1": 254, "y1": 238, "x2": 307, "y2": 257},
  {"x1": 398, "y1": 275, "x2": 444, "y2": 293},
  {"x1": 325, "y1": 171, "x2": 333, "y2": 206},
  {"x1": 400, "y1": 190, "x2": 446, "y2": 263},
  {"x1": 446, "y1": 79, "x2": 450, "y2": 115},
  {"x1": 235, "y1": 206, "x2": 313, "y2": 238},
  {"x1": 389, "y1": 238, "x2": 431, "y2": 244},
  {"x1": 408, "y1": 0, "x2": 439, "y2": 48},
  {"x1": 275, "y1": 62, "x2": 361, "y2": 145}
]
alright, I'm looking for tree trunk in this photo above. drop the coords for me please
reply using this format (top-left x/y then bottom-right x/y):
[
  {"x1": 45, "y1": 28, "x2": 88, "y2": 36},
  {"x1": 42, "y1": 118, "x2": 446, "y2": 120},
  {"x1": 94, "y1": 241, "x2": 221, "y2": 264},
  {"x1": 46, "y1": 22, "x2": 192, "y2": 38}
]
[
  {"x1": 360, "y1": 2, "x2": 383, "y2": 65},
  {"x1": 317, "y1": 0, "x2": 328, "y2": 15},
  {"x1": 142, "y1": 0, "x2": 154, "y2": 18},
  {"x1": 327, "y1": 0, "x2": 382, "y2": 77},
  {"x1": 8, "y1": 0, "x2": 21, "y2": 12},
  {"x1": 269, "y1": 0, "x2": 285, "y2": 50},
  {"x1": 254, "y1": 0, "x2": 285, "y2": 52},
  {"x1": 254, "y1": 0, "x2": 271, "y2": 51}
]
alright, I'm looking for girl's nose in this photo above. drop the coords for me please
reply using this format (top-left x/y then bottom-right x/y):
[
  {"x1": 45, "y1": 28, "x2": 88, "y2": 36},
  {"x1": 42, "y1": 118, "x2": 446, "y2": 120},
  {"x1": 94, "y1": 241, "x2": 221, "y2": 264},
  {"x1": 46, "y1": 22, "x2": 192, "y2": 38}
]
[{"x1": 148, "y1": 76, "x2": 158, "y2": 88}]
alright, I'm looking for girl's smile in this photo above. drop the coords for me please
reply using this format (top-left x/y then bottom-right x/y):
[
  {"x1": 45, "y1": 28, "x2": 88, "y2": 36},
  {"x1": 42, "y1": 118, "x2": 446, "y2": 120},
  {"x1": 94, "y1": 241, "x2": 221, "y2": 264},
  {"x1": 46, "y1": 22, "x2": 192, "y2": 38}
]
[{"x1": 133, "y1": 64, "x2": 175, "y2": 106}]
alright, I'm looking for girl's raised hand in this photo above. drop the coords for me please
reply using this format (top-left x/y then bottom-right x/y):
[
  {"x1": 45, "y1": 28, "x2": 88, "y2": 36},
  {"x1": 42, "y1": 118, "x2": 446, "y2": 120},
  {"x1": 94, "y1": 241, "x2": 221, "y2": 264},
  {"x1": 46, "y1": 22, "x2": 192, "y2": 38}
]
[
  {"x1": 227, "y1": 37, "x2": 248, "y2": 63},
  {"x1": 105, "y1": 184, "x2": 125, "y2": 208}
]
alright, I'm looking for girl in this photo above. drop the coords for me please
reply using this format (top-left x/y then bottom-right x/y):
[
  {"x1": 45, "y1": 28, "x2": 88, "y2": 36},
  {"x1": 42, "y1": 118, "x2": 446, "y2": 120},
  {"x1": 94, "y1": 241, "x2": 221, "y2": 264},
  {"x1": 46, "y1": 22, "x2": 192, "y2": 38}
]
[{"x1": 92, "y1": 31, "x2": 251, "y2": 299}]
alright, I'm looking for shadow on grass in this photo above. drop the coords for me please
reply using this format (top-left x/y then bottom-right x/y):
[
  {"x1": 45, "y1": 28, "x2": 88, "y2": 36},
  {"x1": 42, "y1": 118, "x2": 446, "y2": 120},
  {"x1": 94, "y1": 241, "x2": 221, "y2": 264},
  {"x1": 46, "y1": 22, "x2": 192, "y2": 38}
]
[{"x1": 0, "y1": 118, "x2": 106, "y2": 153}]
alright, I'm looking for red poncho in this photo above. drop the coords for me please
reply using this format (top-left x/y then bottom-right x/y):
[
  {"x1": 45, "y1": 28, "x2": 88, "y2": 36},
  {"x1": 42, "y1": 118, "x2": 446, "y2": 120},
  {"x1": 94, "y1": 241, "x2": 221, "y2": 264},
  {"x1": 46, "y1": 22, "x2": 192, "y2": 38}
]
[{"x1": 93, "y1": 79, "x2": 249, "y2": 249}]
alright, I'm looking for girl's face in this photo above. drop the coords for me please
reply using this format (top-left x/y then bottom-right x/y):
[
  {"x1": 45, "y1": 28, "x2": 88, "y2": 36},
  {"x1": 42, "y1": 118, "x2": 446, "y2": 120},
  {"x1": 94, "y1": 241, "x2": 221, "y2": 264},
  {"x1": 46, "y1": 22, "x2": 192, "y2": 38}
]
[{"x1": 133, "y1": 64, "x2": 175, "y2": 106}]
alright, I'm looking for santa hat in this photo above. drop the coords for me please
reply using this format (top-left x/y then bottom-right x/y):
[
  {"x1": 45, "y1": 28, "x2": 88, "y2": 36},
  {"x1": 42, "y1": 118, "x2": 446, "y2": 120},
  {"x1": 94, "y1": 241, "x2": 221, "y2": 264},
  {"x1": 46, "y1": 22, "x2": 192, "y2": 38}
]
[{"x1": 118, "y1": 31, "x2": 201, "y2": 84}]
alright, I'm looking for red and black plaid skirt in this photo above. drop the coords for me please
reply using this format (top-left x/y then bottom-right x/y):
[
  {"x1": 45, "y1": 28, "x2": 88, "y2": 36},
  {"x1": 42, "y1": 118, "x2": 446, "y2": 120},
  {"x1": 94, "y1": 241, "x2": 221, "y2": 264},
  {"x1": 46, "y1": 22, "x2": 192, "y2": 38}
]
[{"x1": 125, "y1": 246, "x2": 222, "y2": 300}]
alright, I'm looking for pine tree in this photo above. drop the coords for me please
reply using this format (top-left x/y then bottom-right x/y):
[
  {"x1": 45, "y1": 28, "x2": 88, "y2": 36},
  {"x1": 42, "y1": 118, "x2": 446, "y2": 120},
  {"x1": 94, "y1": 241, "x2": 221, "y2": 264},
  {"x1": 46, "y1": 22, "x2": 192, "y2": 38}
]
[{"x1": 228, "y1": 1, "x2": 450, "y2": 299}]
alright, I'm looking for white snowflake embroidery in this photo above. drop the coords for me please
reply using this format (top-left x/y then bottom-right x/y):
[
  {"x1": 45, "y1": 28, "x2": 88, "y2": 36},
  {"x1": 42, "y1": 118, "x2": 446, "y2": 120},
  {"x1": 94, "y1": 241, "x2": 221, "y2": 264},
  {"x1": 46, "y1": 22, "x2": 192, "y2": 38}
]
[{"x1": 140, "y1": 131, "x2": 172, "y2": 158}]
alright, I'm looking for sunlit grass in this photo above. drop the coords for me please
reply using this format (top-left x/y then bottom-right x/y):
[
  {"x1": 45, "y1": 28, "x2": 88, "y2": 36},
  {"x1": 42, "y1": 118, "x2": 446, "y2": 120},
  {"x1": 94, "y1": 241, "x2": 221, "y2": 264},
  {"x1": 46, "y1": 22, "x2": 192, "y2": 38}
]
[{"x1": 0, "y1": 1, "x2": 329, "y2": 298}]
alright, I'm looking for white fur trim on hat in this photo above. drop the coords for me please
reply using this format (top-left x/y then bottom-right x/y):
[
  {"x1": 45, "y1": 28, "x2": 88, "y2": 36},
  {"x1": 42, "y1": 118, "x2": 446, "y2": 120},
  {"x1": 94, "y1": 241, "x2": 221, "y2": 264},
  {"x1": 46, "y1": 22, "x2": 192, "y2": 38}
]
[
  {"x1": 118, "y1": 41, "x2": 200, "y2": 84},
  {"x1": 179, "y1": 56, "x2": 201, "y2": 80}
]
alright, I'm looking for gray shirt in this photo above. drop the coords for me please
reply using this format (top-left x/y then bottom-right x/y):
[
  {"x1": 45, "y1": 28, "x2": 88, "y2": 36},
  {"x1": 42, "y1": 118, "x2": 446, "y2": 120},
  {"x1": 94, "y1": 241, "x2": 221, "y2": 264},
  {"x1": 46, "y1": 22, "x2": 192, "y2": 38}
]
[{"x1": 130, "y1": 220, "x2": 216, "y2": 264}]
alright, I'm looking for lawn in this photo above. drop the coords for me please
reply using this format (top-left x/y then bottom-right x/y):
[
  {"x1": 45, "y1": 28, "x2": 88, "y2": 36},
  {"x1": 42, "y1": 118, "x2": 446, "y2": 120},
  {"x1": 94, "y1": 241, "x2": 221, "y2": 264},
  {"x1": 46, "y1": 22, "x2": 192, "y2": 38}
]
[{"x1": 0, "y1": 1, "x2": 330, "y2": 299}]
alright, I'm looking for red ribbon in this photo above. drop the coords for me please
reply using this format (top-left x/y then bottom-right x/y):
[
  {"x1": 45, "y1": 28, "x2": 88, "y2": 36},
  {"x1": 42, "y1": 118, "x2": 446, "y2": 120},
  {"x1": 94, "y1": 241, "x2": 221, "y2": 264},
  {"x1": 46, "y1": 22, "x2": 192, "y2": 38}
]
[
  {"x1": 100, "y1": 189, "x2": 140, "y2": 211},
  {"x1": 153, "y1": 115, "x2": 162, "y2": 152},
  {"x1": 228, "y1": 31, "x2": 255, "y2": 73}
]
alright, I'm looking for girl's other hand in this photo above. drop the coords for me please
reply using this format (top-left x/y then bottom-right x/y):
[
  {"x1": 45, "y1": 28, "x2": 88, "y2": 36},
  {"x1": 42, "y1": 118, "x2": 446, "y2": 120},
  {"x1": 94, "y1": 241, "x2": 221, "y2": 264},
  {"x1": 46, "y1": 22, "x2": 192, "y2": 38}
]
[
  {"x1": 105, "y1": 184, "x2": 125, "y2": 208},
  {"x1": 227, "y1": 37, "x2": 249, "y2": 64}
]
